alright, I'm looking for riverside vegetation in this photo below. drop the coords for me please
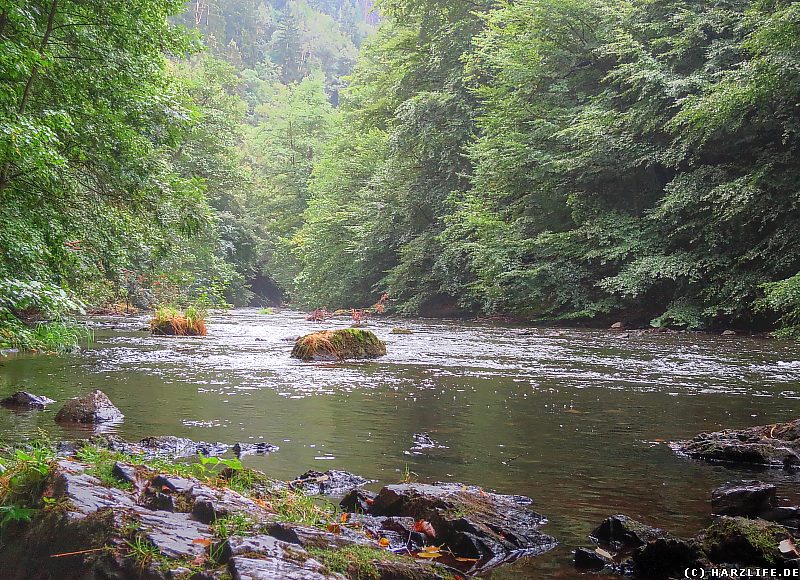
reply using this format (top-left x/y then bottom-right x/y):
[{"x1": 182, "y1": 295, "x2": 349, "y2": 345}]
[{"x1": 2, "y1": 0, "x2": 800, "y2": 352}]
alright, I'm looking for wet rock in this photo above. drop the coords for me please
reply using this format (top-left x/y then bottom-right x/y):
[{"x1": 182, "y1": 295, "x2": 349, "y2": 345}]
[
  {"x1": 711, "y1": 481, "x2": 777, "y2": 517},
  {"x1": 409, "y1": 433, "x2": 448, "y2": 453},
  {"x1": 760, "y1": 506, "x2": 800, "y2": 529},
  {"x1": 340, "y1": 488, "x2": 377, "y2": 512},
  {"x1": 152, "y1": 474, "x2": 196, "y2": 494},
  {"x1": 347, "y1": 514, "x2": 426, "y2": 551},
  {"x1": 111, "y1": 461, "x2": 138, "y2": 486},
  {"x1": 631, "y1": 537, "x2": 706, "y2": 579},
  {"x1": 228, "y1": 556, "x2": 342, "y2": 580},
  {"x1": 367, "y1": 483, "x2": 556, "y2": 565},
  {"x1": 191, "y1": 485, "x2": 272, "y2": 524},
  {"x1": 574, "y1": 547, "x2": 608, "y2": 571},
  {"x1": 611, "y1": 322, "x2": 625, "y2": 330},
  {"x1": 291, "y1": 469, "x2": 374, "y2": 495},
  {"x1": 291, "y1": 329, "x2": 387, "y2": 361},
  {"x1": 266, "y1": 521, "x2": 374, "y2": 550},
  {"x1": 590, "y1": 514, "x2": 669, "y2": 551},
  {"x1": 93, "y1": 434, "x2": 231, "y2": 459},
  {"x1": 54, "y1": 390, "x2": 123, "y2": 424},
  {"x1": 233, "y1": 441, "x2": 280, "y2": 457},
  {"x1": 700, "y1": 516, "x2": 795, "y2": 566},
  {"x1": 671, "y1": 418, "x2": 800, "y2": 468},
  {"x1": 0, "y1": 391, "x2": 55, "y2": 409}
]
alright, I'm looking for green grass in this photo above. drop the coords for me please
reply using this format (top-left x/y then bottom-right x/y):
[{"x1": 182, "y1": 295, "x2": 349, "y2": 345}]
[
  {"x1": 211, "y1": 513, "x2": 256, "y2": 540},
  {"x1": 126, "y1": 534, "x2": 162, "y2": 569},
  {"x1": 0, "y1": 439, "x2": 56, "y2": 529},
  {"x1": 0, "y1": 320, "x2": 92, "y2": 354},
  {"x1": 261, "y1": 488, "x2": 337, "y2": 528},
  {"x1": 258, "y1": 307, "x2": 275, "y2": 315},
  {"x1": 308, "y1": 546, "x2": 404, "y2": 580}
]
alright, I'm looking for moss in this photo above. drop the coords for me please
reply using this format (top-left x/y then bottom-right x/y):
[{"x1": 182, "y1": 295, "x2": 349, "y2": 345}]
[
  {"x1": 291, "y1": 329, "x2": 387, "y2": 361},
  {"x1": 703, "y1": 517, "x2": 788, "y2": 565},
  {"x1": 307, "y1": 545, "x2": 402, "y2": 580}
]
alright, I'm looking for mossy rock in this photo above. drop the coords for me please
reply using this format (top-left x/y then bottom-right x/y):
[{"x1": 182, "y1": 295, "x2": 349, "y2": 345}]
[
  {"x1": 700, "y1": 516, "x2": 793, "y2": 566},
  {"x1": 291, "y1": 329, "x2": 387, "y2": 362}
]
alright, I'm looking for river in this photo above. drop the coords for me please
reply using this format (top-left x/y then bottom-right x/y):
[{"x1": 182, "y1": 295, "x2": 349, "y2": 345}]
[{"x1": 1, "y1": 308, "x2": 800, "y2": 578}]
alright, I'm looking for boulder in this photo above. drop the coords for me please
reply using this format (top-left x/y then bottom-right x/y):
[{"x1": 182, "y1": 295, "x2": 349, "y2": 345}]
[
  {"x1": 291, "y1": 469, "x2": 374, "y2": 495},
  {"x1": 671, "y1": 418, "x2": 800, "y2": 468},
  {"x1": 0, "y1": 391, "x2": 55, "y2": 409},
  {"x1": 574, "y1": 547, "x2": 609, "y2": 571},
  {"x1": 54, "y1": 390, "x2": 123, "y2": 424},
  {"x1": 711, "y1": 481, "x2": 777, "y2": 517},
  {"x1": 291, "y1": 329, "x2": 387, "y2": 361},
  {"x1": 631, "y1": 537, "x2": 706, "y2": 579},
  {"x1": 700, "y1": 516, "x2": 795, "y2": 566},
  {"x1": 340, "y1": 488, "x2": 377, "y2": 513},
  {"x1": 590, "y1": 514, "x2": 670, "y2": 551},
  {"x1": 366, "y1": 483, "x2": 556, "y2": 565}
]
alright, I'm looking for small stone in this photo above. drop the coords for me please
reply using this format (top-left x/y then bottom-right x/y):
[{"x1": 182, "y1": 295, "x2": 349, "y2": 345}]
[
  {"x1": 111, "y1": 462, "x2": 137, "y2": 486},
  {"x1": 722, "y1": 330, "x2": 737, "y2": 336},
  {"x1": 611, "y1": 322, "x2": 625, "y2": 330},
  {"x1": 574, "y1": 547, "x2": 607, "y2": 571},
  {"x1": 54, "y1": 390, "x2": 123, "y2": 424},
  {"x1": 1, "y1": 391, "x2": 55, "y2": 409}
]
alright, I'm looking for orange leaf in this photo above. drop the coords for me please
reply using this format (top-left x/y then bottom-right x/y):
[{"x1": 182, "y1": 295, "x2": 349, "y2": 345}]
[
  {"x1": 422, "y1": 546, "x2": 441, "y2": 553},
  {"x1": 378, "y1": 538, "x2": 390, "y2": 548},
  {"x1": 192, "y1": 538, "x2": 212, "y2": 547},
  {"x1": 327, "y1": 524, "x2": 342, "y2": 534},
  {"x1": 416, "y1": 551, "x2": 442, "y2": 559},
  {"x1": 414, "y1": 520, "x2": 436, "y2": 538},
  {"x1": 366, "y1": 498, "x2": 375, "y2": 505},
  {"x1": 340, "y1": 513, "x2": 350, "y2": 523},
  {"x1": 454, "y1": 557, "x2": 479, "y2": 563}
]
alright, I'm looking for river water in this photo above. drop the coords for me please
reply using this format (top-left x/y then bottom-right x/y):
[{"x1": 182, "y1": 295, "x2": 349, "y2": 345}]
[{"x1": 2, "y1": 308, "x2": 800, "y2": 578}]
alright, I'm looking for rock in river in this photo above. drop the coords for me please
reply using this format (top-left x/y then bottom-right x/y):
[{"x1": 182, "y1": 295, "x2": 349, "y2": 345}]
[
  {"x1": 291, "y1": 329, "x2": 387, "y2": 361},
  {"x1": 671, "y1": 417, "x2": 800, "y2": 468},
  {"x1": 54, "y1": 390, "x2": 123, "y2": 424},
  {"x1": 711, "y1": 481, "x2": 777, "y2": 517},
  {"x1": 366, "y1": 482, "x2": 557, "y2": 571},
  {"x1": 0, "y1": 391, "x2": 55, "y2": 409}
]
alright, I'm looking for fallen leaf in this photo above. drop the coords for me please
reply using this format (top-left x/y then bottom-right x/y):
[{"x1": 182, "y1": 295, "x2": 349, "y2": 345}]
[
  {"x1": 192, "y1": 538, "x2": 212, "y2": 547},
  {"x1": 422, "y1": 546, "x2": 441, "y2": 553},
  {"x1": 780, "y1": 539, "x2": 799, "y2": 556},
  {"x1": 454, "y1": 556, "x2": 479, "y2": 563},
  {"x1": 415, "y1": 520, "x2": 436, "y2": 538},
  {"x1": 340, "y1": 513, "x2": 350, "y2": 523},
  {"x1": 366, "y1": 498, "x2": 375, "y2": 505},
  {"x1": 416, "y1": 551, "x2": 442, "y2": 559},
  {"x1": 596, "y1": 548, "x2": 614, "y2": 560},
  {"x1": 327, "y1": 524, "x2": 342, "y2": 534},
  {"x1": 162, "y1": 486, "x2": 172, "y2": 493},
  {"x1": 378, "y1": 538, "x2": 390, "y2": 548}
]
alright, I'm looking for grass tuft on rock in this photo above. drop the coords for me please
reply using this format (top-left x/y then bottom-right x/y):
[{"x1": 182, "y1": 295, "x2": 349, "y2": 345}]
[
  {"x1": 150, "y1": 305, "x2": 207, "y2": 337},
  {"x1": 308, "y1": 545, "x2": 402, "y2": 580},
  {"x1": 291, "y1": 329, "x2": 387, "y2": 361}
]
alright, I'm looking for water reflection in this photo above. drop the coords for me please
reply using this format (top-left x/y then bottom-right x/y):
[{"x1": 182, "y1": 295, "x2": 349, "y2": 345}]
[{"x1": 1, "y1": 309, "x2": 800, "y2": 577}]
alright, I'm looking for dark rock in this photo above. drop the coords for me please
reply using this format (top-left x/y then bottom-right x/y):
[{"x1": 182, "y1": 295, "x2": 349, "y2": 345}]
[
  {"x1": 760, "y1": 506, "x2": 800, "y2": 529},
  {"x1": 232, "y1": 441, "x2": 280, "y2": 457},
  {"x1": 340, "y1": 488, "x2": 377, "y2": 512},
  {"x1": 54, "y1": 390, "x2": 123, "y2": 424},
  {"x1": 111, "y1": 461, "x2": 138, "y2": 486},
  {"x1": 632, "y1": 537, "x2": 707, "y2": 579},
  {"x1": 0, "y1": 391, "x2": 55, "y2": 409},
  {"x1": 228, "y1": 556, "x2": 342, "y2": 580},
  {"x1": 347, "y1": 514, "x2": 426, "y2": 551},
  {"x1": 291, "y1": 469, "x2": 374, "y2": 495},
  {"x1": 712, "y1": 481, "x2": 777, "y2": 517},
  {"x1": 152, "y1": 474, "x2": 196, "y2": 494},
  {"x1": 368, "y1": 483, "x2": 556, "y2": 567},
  {"x1": 190, "y1": 485, "x2": 271, "y2": 524},
  {"x1": 265, "y1": 521, "x2": 374, "y2": 550},
  {"x1": 590, "y1": 515, "x2": 669, "y2": 551},
  {"x1": 671, "y1": 418, "x2": 800, "y2": 468},
  {"x1": 700, "y1": 516, "x2": 794, "y2": 566},
  {"x1": 574, "y1": 547, "x2": 608, "y2": 571}
]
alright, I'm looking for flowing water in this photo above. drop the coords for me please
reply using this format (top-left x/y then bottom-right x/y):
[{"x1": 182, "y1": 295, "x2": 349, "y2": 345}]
[{"x1": 2, "y1": 308, "x2": 800, "y2": 578}]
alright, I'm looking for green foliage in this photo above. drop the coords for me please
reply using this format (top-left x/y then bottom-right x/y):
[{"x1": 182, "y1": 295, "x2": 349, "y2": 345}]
[
  {"x1": 210, "y1": 513, "x2": 255, "y2": 540},
  {"x1": 0, "y1": 440, "x2": 55, "y2": 530},
  {"x1": 308, "y1": 545, "x2": 402, "y2": 580}
]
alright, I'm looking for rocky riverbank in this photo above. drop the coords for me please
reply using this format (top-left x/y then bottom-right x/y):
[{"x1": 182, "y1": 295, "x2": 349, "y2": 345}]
[{"x1": 0, "y1": 435, "x2": 556, "y2": 579}]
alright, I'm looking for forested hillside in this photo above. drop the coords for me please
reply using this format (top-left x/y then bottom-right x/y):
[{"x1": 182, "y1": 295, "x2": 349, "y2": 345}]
[{"x1": 1, "y1": 0, "x2": 800, "y2": 350}]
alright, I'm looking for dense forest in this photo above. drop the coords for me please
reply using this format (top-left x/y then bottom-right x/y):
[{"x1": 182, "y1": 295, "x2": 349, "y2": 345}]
[{"x1": 1, "y1": 0, "x2": 800, "y2": 351}]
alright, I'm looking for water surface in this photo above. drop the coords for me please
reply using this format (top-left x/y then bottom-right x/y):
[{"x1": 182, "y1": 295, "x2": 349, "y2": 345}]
[{"x1": 2, "y1": 309, "x2": 800, "y2": 578}]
